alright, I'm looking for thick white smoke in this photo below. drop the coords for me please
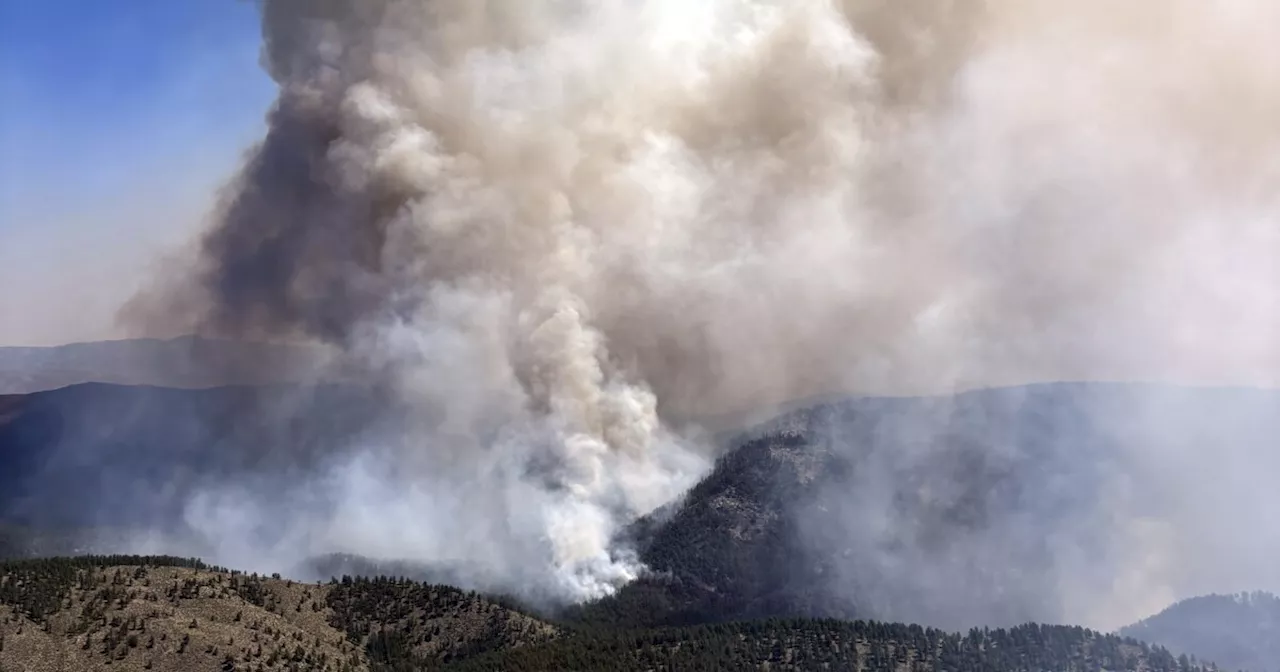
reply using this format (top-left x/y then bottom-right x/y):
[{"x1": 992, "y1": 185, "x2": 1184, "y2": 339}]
[{"x1": 127, "y1": 0, "x2": 1279, "y2": 606}]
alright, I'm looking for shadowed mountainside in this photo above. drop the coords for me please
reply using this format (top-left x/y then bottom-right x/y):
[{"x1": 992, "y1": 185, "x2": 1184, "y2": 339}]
[
  {"x1": 1120, "y1": 592, "x2": 1280, "y2": 672},
  {"x1": 0, "y1": 382, "x2": 390, "y2": 534},
  {"x1": 581, "y1": 383, "x2": 1280, "y2": 632}
]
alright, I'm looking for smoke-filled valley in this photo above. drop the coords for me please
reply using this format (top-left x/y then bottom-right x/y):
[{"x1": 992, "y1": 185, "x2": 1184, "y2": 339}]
[
  {"x1": 5, "y1": 380, "x2": 1280, "y2": 636},
  {"x1": 5, "y1": 0, "x2": 1280, "y2": 649}
]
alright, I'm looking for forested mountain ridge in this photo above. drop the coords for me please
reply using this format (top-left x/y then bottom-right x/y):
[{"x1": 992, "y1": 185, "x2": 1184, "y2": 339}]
[
  {"x1": 1120, "y1": 591, "x2": 1280, "y2": 672},
  {"x1": 449, "y1": 620, "x2": 1216, "y2": 672},
  {"x1": 0, "y1": 556, "x2": 1218, "y2": 672},
  {"x1": 582, "y1": 384, "x2": 1280, "y2": 632}
]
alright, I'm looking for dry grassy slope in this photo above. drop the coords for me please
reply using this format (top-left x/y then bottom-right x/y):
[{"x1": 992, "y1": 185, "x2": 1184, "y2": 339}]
[
  {"x1": 0, "y1": 559, "x2": 1215, "y2": 672},
  {"x1": 1, "y1": 565, "x2": 355, "y2": 672},
  {"x1": 0, "y1": 563, "x2": 556, "y2": 672}
]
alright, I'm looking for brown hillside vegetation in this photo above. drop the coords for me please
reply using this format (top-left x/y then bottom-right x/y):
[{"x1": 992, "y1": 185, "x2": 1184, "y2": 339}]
[
  {"x1": 0, "y1": 556, "x2": 1218, "y2": 672},
  {"x1": 0, "y1": 556, "x2": 555, "y2": 672}
]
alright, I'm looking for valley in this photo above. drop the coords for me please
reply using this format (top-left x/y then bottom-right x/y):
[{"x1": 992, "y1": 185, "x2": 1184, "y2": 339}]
[{"x1": 2, "y1": 375, "x2": 1275, "y2": 670}]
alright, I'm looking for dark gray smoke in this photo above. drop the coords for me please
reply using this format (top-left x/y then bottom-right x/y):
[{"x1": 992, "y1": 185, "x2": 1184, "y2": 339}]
[{"x1": 122, "y1": 0, "x2": 1279, "y2": 616}]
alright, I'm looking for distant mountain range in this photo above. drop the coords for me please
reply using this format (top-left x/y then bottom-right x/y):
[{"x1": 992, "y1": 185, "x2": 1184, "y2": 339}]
[
  {"x1": 0, "y1": 381, "x2": 387, "y2": 531},
  {"x1": 1120, "y1": 592, "x2": 1280, "y2": 672},
  {"x1": 0, "y1": 336, "x2": 335, "y2": 394}
]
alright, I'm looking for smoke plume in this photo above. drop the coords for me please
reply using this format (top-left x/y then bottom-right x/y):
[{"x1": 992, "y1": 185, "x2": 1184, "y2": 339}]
[{"x1": 126, "y1": 0, "x2": 1278, "y2": 610}]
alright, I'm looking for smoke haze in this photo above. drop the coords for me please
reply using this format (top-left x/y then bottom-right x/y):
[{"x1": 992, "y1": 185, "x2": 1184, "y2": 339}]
[
  {"x1": 772, "y1": 384, "x2": 1280, "y2": 632},
  {"x1": 121, "y1": 0, "x2": 1279, "y2": 622}
]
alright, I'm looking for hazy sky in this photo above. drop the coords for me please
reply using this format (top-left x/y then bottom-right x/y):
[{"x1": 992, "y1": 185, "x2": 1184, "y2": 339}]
[{"x1": 0, "y1": 0, "x2": 274, "y2": 346}]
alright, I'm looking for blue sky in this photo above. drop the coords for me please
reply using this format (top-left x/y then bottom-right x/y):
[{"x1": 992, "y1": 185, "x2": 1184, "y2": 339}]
[{"x1": 0, "y1": 0, "x2": 275, "y2": 345}]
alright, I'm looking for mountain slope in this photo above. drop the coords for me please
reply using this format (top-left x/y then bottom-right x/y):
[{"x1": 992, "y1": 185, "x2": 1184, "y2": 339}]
[
  {"x1": 1, "y1": 557, "x2": 1216, "y2": 672},
  {"x1": 1, "y1": 556, "x2": 359, "y2": 672},
  {"x1": 582, "y1": 383, "x2": 1280, "y2": 631},
  {"x1": 0, "y1": 556, "x2": 555, "y2": 672},
  {"x1": 1120, "y1": 592, "x2": 1280, "y2": 672},
  {"x1": 451, "y1": 620, "x2": 1208, "y2": 672},
  {"x1": 5, "y1": 381, "x2": 1278, "y2": 633}
]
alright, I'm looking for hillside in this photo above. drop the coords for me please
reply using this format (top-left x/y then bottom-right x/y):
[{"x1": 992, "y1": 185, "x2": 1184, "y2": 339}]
[
  {"x1": 0, "y1": 556, "x2": 1215, "y2": 672},
  {"x1": 576, "y1": 384, "x2": 1280, "y2": 632},
  {"x1": 0, "y1": 556, "x2": 556, "y2": 672},
  {"x1": 0, "y1": 337, "x2": 334, "y2": 395},
  {"x1": 1120, "y1": 592, "x2": 1280, "y2": 672},
  {"x1": 449, "y1": 620, "x2": 1209, "y2": 672},
  {"x1": 5, "y1": 382, "x2": 1279, "y2": 631}
]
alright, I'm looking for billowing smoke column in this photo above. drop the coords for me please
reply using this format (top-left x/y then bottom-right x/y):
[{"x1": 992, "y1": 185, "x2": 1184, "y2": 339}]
[{"x1": 133, "y1": 0, "x2": 1279, "y2": 605}]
